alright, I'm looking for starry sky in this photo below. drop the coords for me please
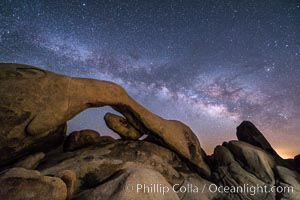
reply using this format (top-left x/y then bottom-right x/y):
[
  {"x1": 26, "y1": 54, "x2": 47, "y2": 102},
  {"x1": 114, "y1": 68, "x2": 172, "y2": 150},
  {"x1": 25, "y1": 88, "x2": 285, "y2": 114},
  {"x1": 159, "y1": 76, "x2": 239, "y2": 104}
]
[{"x1": 1, "y1": 0, "x2": 299, "y2": 158}]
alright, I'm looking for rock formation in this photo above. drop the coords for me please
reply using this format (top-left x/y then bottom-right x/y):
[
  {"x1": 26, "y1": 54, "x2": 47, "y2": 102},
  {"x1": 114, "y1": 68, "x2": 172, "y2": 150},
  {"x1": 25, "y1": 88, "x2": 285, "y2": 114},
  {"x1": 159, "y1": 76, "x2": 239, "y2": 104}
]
[
  {"x1": 0, "y1": 63, "x2": 299, "y2": 200},
  {"x1": 104, "y1": 112, "x2": 143, "y2": 140},
  {"x1": 0, "y1": 63, "x2": 210, "y2": 176},
  {"x1": 294, "y1": 154, "x2": 300, "y2": 169},
  {"x1": 0, "y1": 168, "x2": 67, "y2": 200},
  {"x1": 63, "y1": 129, "x2": 101, "y2": 152}
]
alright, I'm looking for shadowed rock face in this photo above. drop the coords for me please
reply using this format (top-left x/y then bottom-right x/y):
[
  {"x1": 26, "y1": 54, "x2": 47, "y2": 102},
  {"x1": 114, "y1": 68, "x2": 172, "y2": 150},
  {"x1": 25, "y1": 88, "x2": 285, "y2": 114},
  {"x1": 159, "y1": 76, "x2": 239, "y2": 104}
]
[
  {"x1": 295, "y1": 155, "x2": 300, "y2": 169},
  {"x1": 225, "y1": 141, "x2": 276, "y2": 184},
  {"x1": 0, "y1": 168, "x2": 67, "y2": 200},
  {"x1": 37, "y1": 140, "x2": 224, "y2": 200},
  {"x1": 72, "y1": 168, "x2": 181, "y2": 200},
  {"x1": 213, "y1": 145, "x2": 276, "y2": 200},
  {"x1": 14, "y1": 152, "x2": 45, "y2": 170},
  {"x1": 275, "y1": 166, "x2": 300, "y2": 200},
  {"x1": 0, "y1": 63, "x2": 210, "y2": 176},
  {"x1": 0, "y1": 123, "x2": 66, "y2": 168},
  {"x1": 39, "y1": 140, "x2": 187, "y2": 192},
  {"x1": 236, "y1": 121, "x2": 280, "y2": 158},
  {"x1": 63, "y1": 130, "x2": 101, "y2": 152}
]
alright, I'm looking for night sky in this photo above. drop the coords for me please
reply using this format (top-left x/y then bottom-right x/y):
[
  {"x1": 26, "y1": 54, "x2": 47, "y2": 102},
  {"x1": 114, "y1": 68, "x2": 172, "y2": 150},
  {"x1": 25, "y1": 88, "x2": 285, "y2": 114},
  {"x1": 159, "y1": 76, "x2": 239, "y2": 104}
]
[{"x1": 1, "y1": 0, "x2": 299, "y2": 158}]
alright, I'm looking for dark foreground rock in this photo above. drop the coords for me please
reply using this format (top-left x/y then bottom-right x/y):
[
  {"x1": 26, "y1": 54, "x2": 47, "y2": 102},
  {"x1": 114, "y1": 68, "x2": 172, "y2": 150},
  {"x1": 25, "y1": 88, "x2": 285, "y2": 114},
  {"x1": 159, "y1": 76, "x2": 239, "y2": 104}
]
[
  {"x1": 0, "y1": 168, "x2": 67, "y2": 200},
  {"x1": 275, "y1": 166, "x2": 300, "y2": 200},
  {"x1": 73, "y1": 167, "x2": 180, "y2": 200},
  {"x1": 63, "y1": 129, "x2": 101, "y2": 152},
  {"x1": 236, "y1": 121, "x2": 280, "y2": 158},
  {"x1": 0, "y1": 123, "x2": 66, "y2": 168},
  {"x1": 295, "y1": 154, "x2": 300, "y2": 169},
  {"x1": 0, "y1": 63, "x2": 299, "y2": 200}
]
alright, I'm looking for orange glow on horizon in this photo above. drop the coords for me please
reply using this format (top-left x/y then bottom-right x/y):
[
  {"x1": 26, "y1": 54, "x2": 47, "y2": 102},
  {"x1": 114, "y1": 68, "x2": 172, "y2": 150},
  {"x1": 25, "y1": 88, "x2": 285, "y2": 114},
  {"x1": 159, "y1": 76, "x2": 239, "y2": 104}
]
[{"x1": 275, "y1": 148, "x2": 295, "y2": 159}]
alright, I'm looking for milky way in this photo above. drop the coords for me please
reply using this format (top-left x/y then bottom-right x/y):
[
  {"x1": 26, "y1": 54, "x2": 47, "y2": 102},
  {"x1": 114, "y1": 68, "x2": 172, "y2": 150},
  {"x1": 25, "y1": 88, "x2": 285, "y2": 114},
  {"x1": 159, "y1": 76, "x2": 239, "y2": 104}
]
[{"x1": 1, "y1": 0, "x2": 299, "y2": 157}]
